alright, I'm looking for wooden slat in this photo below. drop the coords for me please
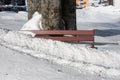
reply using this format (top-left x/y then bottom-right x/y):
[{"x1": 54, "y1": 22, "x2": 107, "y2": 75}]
[
  {"x1": 35, "y1": 36, "x2": 94, "y2": 42},
  {"x1": 27, "y1": 30, "x2": 94, "y2": 35}
]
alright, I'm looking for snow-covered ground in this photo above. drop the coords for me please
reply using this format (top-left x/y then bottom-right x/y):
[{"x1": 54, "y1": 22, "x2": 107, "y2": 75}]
[
  {"x1": 0, "y1": 6, "x2": 120, "y2": 80},
  {"x1": 77, "y1": 6, "x2": 120, "y2": 50},
  {"x1": 0, "y1": 11, "x2": 27, "y2": 30},
  {"x1": 1, "y1": 45, "x2": 89, "y2": 80}
]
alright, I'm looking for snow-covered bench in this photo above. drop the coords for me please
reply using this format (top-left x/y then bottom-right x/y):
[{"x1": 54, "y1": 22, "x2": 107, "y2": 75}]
[{"x1": 28, "y1": 30, "x2": 95, "y2": 48}]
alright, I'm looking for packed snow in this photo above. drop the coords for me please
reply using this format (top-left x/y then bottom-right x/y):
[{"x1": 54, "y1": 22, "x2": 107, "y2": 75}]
[
  {"x1": 21, "y1": 11, "x2": 43, "y2": 30},
  {"x1": 0, "y1": 6, "x2": 120, "y2": 80}
]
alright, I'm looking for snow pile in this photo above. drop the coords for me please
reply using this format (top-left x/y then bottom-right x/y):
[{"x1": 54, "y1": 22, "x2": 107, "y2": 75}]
[
  {"x1": 21, "y1": 12, "x2": 43, "y2": 30},
  {"x1": 0, "y1": 29, "x2": 120, "y2": 77}
]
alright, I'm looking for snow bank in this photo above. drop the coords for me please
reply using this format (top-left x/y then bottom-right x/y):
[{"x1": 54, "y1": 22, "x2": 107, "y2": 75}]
[
  {"x1": 21, "y1": 12, "x2": 43, "y2": 30},
  {"x1": 0, "y1": 29, "x2": 120, "y2": 77}
]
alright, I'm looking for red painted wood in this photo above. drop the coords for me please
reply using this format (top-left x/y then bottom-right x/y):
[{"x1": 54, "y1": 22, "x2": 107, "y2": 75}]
[
  {"x1": 35, "y1": 36, "x2": 94, "y2": 41},
  {"x1": 28, "y1": 30, "x2": 94, "y2": 35},
  {"x1": 23, "y1": 30, "x2": 95, "y2": 48}
]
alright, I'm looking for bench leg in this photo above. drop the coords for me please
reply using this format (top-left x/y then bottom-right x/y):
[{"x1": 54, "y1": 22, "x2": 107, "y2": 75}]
[
  {"x1": 90, "y1": 41, "x2": 94, "y2": 48},
  {"x1": 91, "y1": 44, "x2": 95, "y2": 48},
  {"x1": 91, "y1": 41, "x2": 97, "y2": 49}
]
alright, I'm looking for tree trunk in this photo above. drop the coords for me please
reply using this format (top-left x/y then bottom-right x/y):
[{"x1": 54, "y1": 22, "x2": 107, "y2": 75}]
[
  {"x1": 61, "y1": 0, "x2": 76, "y2": 30},
  {"x1": 27, "y1": 0, "x2": 76, "y2": 30},
  {"x1": 109, "y1": 0, "x2": 113, "y2": 5}
]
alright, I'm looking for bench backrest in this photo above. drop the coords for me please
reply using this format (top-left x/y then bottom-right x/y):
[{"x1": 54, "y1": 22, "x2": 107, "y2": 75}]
[
  {"x1": 27, "y1": 30, "x2": 94, "y2": 42},
  {"x1": 29, "y1": 30, "x2": 94, "y2": 35},
  {"x1": 25, "y1": 30, "x2": 95, "y2": 48}
]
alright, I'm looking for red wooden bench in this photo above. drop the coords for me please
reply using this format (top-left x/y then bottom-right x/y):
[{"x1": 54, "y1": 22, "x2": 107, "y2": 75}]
[{"x1": 27, "y1": 30, "x2": 95, "y2": 48}]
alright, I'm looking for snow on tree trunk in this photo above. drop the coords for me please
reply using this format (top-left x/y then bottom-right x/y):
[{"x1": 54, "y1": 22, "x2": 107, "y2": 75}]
[
  {"x1": 27, "y1": 0, "x2": 76, "y2": 30},
  {"x1": 27, "y1": 0, "x2": 60, "y2": 30}
]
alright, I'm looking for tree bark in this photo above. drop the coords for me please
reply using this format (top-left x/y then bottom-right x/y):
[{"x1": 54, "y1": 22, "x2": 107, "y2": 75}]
[
  {"x1": 27, "y1": 0, "x2": 76, "y2": 30},
  {"x1": 109, "y1": 0, "x2": 113, "y2": 5},
  {"x1": 61, "y1": 0, "x2": 76, "y2": 30}
]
